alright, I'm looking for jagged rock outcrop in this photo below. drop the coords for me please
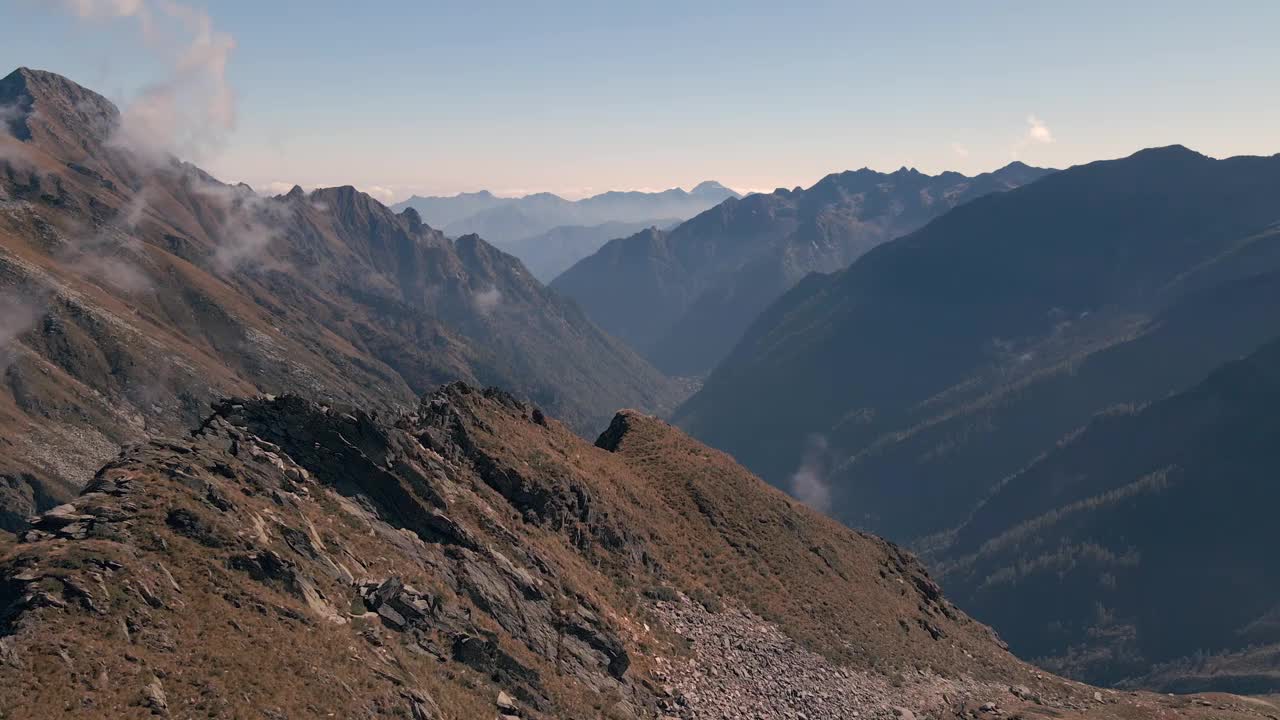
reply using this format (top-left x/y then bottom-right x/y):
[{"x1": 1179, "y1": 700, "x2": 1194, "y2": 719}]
[{"x1": 1, "y1": 383, "x2": 1272, "y2": 719}]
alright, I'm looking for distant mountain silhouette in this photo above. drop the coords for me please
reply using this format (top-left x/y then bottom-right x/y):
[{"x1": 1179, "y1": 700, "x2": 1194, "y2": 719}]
[
  {"x1": 496, "y1": 218, "x2": 681, "y2": 282},
  {"x1": 553, "y1": 163, "x2": 1051, "y2": 376},
  {"x1": 0, "y1": 67, "x2": 682, "y2": 530},
  {"x1": 387, "y1": 189, "x2": 506, "y2": 227},
  {"x1": 391, "y1": 181, "x2": 738, "y2": 245}
]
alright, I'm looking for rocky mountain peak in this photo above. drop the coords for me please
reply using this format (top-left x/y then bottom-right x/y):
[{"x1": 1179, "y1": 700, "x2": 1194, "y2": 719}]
[
  {"x1": 0, "y1": 66, "x2": 120, "y2": 147},
  {"x1": 691, "y1": 180, "x2": 736, "y2": 196},
  {"x1": 592, "y1": 408, "x2": 648, "y2": 452},
  {"x1": 397, "y1": 205, "x2": 426, "y2": 231}
]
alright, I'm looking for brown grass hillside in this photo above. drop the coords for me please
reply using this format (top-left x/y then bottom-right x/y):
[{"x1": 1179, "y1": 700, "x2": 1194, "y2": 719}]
[{"x1": 2, "y1": 385, "x2": 1273, "y2": 719}]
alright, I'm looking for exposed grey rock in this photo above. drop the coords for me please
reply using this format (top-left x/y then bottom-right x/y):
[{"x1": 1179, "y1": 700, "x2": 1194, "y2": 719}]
[
  {"x1": 402, "y1": 688, "x2": 441, "y2": 720},
  {"x1": 650, "y1": 594, "x2": 996, "y2": 720},
  {"x1": 142, "y1": 677, "x2": 168, "y2": 716}
]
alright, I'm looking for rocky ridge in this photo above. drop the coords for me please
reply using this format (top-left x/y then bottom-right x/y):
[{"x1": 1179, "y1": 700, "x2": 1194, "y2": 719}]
[
  {"x1": 0, "y1": 66, "x2": 682, "y2": 530},
  {"x1": 2, "y1": 384, "x2": 1275, "y2": 719}
]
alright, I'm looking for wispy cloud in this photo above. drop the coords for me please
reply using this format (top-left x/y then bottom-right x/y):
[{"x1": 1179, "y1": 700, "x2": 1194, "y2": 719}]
[
  {"x1": 472, "y1": 286, "x2": 502, "y2": 315},
  {"x1": 1011, "y1": 114, "x2": 1056, "y2": 159},
  {"x1": 57, "y1": 0, "x2": 237, "y2": 164},
  {"x1": 186, "y1": 176, "x2": 296, "y2": 272},
  {"x1": 47, "y1": 1, "x2": 296, "y2": 274},
  {"x1": 0, "y1": 103, "x2": 37, "y2": 172},
  {"x1": 951, "y1": 142, "x2": 971, "y2": 158},
  {"x1": 789, "y1": 434, "x2": 833, "y2": 513},
  {"x1": 360, "y1": 185, "x2": 397, "y2": 204},
  {"x1": 260, "y1": 181, "x2": 301, "y2": 197},
  {"x1": 0, "y1": 291, "x2": 45, "y2": 370},
  {"x1": 1025, "y1": 115, "x2": 1054, "y2": 144}
]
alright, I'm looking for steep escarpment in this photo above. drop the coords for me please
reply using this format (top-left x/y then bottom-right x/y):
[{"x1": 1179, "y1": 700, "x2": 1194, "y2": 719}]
[{"x1": 1, "y1": 384, "x2": 1272, "y2": 720}]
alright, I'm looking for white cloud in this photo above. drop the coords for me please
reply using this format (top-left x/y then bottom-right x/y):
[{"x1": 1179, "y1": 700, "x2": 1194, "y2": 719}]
[
  {"x1": 186, "y1": 174, "x2": 296, "y2": 271},
  {"x1": 951, "y1": 142, "x2": 971, "y2": 158},
  {"x1": 1026, "y1": 115, "x2": 1054, "y2": 144},
  {"x1": 62, "y1": 0, "x2": 147, "y2": 19},
  {"x1": 472, "y1": 286, "x2": 502, "y2": 315},
  {"x1": 789, "y1": 434, "x2": 833, "y2": 513},
  {"x1": 57, "y1": 0, "x2": 238, "y2": 164},
  {"x1": 261, "y1": 181, "x2": 302, "y2": 196},
  {"x1": 360, "y1": 185, "x2": 397, "y2": 204},
  {"x1": 0, "y1": 292, "x2": 44, "y2": 369}
]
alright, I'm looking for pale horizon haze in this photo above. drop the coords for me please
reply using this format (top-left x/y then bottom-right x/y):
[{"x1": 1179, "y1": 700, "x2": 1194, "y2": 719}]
[{"x1": 4, "y1": 0, "x2": 1279, "y2": 203}]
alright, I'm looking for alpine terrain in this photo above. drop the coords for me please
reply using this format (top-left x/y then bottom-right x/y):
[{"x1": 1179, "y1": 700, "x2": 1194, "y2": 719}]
[
  {"x1": 0, "y1": 67, "x2": 681, "y2": 531},
  {"x1": 675, "y1": 145, "x2": 1280, "y2": 688},
  {"x1": 553, "y1": 163, "x2": 1052, "y2": 376}
]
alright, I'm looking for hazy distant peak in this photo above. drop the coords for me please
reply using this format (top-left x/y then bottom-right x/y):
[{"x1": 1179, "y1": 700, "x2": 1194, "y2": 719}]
[
  {"x1": 398, "y1": 206, "x2": 425, "y2": 231},
  {"x1": 690, "y1": 180, "x2": 736, "y2": 195}
]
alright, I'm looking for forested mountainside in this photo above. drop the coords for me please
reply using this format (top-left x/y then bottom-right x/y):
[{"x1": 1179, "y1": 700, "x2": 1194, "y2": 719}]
[{"x1": 937, "y1": 334, "x2": 1280, "y2": 690}]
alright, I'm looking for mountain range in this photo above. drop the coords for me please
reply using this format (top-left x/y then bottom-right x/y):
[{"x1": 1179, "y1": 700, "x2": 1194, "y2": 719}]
[
  {"x1": 553, "y1": 162, "x2": 1052, "y2": 376},
  {"x1": 392, "y1": 182, "x2": 738, "y2": 244},
  {"x1": 391, "y1": 184, "x2": 739, "y2": 286},
  {"x1": 3, "y1": 381, "x2": 1267, "y2": 719},
  {"x1": 674, "y1": 144, "x2": 1280, "y2": 687},
  {"x1": 5, "y1": 64, "x2": 1280, "y2": 712},
  {"x1": 494, "y1": 218, "x2": 682, "y2": 282},
  {"x1": 0, "y1": 67, "x2": 681, "y2": 531}
]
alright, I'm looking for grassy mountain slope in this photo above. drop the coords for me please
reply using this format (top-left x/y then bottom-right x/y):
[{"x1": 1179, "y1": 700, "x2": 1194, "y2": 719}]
[{"x1": 1, "y1": 383, "x2": 1268, "y2": 719}]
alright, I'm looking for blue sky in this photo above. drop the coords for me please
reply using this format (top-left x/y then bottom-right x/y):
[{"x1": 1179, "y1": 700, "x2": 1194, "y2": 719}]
[{"x1": 4, "y1": 1, "x2": 1279, "y2": 201}]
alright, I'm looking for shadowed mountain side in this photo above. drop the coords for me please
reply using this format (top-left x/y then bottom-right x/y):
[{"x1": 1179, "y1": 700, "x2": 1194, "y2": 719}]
[
  {"x1": 938, "y1": 335, "x2": 1280, "y2": 689},
  {"x1": 677, "y1": 146, "x2": 1280, "y2": 536},
  {"x1": 673, "y1": 145, "x2": 1280, "y2": 692},
  {"x1": 554, "y1": 162, "x2": 1052, "y2": 376},
  {"x1": 496, "y1": 218, "x2": 681, "y2": 282}
]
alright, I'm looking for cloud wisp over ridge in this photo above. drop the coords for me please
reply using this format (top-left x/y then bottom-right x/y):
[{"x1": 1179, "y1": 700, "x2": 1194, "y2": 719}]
[{"x1": 57, "y1": 0, "x2": 237, "y2": 164}]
